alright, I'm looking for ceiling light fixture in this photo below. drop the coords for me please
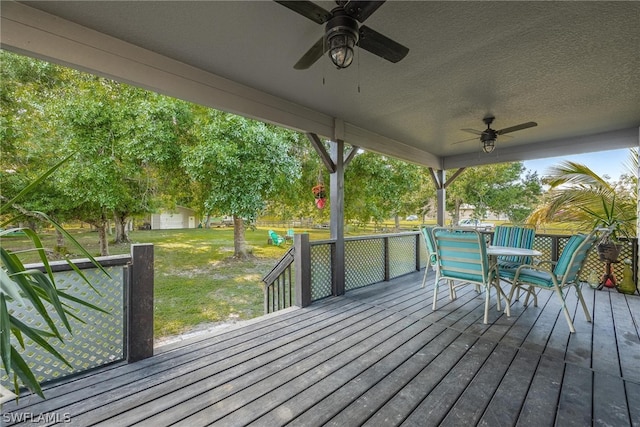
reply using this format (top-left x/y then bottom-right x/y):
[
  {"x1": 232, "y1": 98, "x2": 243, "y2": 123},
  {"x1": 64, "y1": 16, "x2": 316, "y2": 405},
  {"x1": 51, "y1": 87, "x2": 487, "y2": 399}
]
[
  {"x1": 481, "y1": 134, "x2": 496, "y2": 153},
  {"x1": 326, "y1": 8, "x2": 359, "y2": 69}
]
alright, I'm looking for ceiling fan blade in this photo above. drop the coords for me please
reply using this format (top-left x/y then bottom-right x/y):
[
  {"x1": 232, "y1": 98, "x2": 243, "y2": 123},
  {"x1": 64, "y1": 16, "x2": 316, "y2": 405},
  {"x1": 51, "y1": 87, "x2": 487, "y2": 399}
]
[
  {"x1": 452, "y1": 136, "x2": 480, "y2": 145},
  {"x1": 460, "y1": 128, "x2": 483, "y2": 136},
  {"x1": 344, "y1": 1, "x2": 385, "y2": 23},
  {"x1": 294, "y1": 36, "x2": 326, "y2": 70},
  {"x1": 274, "y1": 0, "x2": 332, "y2": 24},
  {"x1": 358, "y1": 25, "x2": 409, "y2": 63},
  {"x1": 497, "y1": 121, "x2": 537, "y2": 135}
]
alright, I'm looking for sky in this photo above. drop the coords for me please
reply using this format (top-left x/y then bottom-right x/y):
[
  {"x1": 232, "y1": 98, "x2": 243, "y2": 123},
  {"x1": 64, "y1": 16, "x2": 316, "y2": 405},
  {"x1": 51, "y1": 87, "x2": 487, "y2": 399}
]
[{"x1": 522, "y1": 148, "x2": 633, "y2": 181}]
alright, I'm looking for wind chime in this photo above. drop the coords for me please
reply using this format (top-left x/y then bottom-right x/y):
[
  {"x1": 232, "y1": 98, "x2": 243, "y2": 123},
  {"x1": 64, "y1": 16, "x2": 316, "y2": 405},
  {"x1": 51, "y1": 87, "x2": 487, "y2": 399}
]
[{"x1": 312, "y1": 170, "x2": 326, "y2": 209}]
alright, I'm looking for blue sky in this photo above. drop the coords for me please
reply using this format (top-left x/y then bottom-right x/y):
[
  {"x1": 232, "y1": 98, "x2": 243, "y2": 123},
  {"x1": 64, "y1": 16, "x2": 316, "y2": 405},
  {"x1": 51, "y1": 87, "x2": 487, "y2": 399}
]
[{"x1": 523, "y1": 148, "x2": 633, "y2": 181}]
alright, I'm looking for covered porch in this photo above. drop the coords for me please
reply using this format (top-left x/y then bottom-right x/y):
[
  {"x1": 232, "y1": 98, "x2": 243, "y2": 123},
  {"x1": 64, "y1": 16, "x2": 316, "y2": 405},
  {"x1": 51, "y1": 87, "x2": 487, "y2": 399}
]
[{"x1": 3, "y1": 269, "x2": 639, "y2": 426}]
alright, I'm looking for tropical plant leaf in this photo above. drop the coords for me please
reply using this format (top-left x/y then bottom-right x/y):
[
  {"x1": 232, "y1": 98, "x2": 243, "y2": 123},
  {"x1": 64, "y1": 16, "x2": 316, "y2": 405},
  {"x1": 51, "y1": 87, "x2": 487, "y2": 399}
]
[
  {"x1": 10, "y1": 347, "x2": 44, "y2": 398},
  {"x1": 0, "y1": 294, "x2": 12, "y2": 380},
  {"x1": 9, "y1": 317, "x2": 72, "y2": 369}
]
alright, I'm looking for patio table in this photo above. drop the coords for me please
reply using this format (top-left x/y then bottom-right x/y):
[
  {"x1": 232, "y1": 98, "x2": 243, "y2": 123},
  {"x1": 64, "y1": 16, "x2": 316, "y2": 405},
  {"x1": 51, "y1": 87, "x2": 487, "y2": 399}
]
[{"x1": 486, "y1": 246, "x2": 542, "y2": 315}]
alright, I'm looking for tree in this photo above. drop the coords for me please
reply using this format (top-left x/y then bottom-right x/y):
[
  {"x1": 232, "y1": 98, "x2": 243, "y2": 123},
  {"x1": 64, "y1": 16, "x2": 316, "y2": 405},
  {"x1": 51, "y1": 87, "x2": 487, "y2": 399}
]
[
  {"x1": 182, "y1": 110, "x2": 301, "y2": 258},
  {"x1": 446, "y1": 163, "x2": 542, "y2": 224},
  {"x1": 344, "y1": 152, "x2": 427, "y2": 229}
]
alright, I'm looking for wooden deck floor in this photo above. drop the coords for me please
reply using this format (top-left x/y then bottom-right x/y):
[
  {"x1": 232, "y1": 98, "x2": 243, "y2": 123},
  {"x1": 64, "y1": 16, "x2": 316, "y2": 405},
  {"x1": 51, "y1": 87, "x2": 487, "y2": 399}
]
[{"x1": 2, "y1": 270, "x2": 640, "y2": 426}]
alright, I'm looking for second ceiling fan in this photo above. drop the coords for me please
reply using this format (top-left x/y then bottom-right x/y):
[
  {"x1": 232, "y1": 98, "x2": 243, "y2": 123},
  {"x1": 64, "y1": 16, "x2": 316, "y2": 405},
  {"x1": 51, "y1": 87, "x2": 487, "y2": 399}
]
[
  {"x1": 456, "y1": 116, "x2": 538, "y2": 153},
  {"x1": 274, "y1": 0, "x2": 409, "y2": 70}
]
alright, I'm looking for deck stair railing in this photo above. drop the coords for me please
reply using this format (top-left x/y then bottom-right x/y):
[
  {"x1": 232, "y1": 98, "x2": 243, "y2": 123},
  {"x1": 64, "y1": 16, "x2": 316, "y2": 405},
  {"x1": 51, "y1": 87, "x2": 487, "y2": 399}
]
[
  {"x1": 261, "y1": 246, "x2": 295, "y2": 313},
  {"x1": 263, "y1": 231, "x2": 638, "y2": 314}
]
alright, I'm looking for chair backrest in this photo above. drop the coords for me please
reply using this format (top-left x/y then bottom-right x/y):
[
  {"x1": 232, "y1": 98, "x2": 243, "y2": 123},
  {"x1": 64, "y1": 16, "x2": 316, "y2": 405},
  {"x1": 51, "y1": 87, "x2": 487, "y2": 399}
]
[
  {"x1": 433, "y1": 227, "x2": 491, "y2": 284},
  {"x1": 492, "y1": 225, "x2": 536, "y2": 264},
  {"x1": 268, "y1": 230, "x2": 283, "y2": 244},
  {"x1": 553, "y1": 230, "x2": 598, "y2": 284},
  {"x1": 421, "y1": 226, "x2": 437, "y2": 266}
]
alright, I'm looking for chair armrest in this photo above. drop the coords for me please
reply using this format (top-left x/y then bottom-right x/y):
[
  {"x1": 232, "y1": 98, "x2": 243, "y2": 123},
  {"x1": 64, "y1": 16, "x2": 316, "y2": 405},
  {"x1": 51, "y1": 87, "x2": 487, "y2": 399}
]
[{"x1": 512, "y1": 262, "x2": 555, "y2": 283}]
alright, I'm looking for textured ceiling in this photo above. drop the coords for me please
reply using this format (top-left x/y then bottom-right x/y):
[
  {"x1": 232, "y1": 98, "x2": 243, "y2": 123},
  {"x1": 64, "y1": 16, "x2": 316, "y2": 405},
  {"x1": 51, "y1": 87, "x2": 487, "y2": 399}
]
[{"x1": 3, "y1": 1, "x2": 639, "y2": 169}]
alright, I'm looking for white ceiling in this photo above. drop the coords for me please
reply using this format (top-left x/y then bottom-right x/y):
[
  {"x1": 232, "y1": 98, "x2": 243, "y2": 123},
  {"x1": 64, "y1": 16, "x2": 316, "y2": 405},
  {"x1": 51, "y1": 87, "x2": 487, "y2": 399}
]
[{"x1": 2, "y1": 1, "x2": 639, "y2": 169}]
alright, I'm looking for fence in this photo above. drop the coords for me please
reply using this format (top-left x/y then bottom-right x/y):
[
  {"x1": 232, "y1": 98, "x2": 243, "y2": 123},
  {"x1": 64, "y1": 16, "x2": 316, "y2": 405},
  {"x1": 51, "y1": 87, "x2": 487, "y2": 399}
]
[
  {"x1": 263, "y1": 231, "x2": 638, "y2": 314},
  {"x1": 0, "y1": 244, "x2": 154, "y2": 388}
]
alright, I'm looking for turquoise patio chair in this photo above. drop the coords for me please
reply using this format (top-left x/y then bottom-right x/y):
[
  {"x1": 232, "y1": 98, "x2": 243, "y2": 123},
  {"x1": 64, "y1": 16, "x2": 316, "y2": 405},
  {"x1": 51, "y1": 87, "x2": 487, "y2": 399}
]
[
  {"x1": 268, "y1": 230, "x2": 285, "y2": 247},
  {"x1": 420, "y1": 226, "x2": 437, "y2": 288},
  {"x1": 432, "y1": 227, "x2": 506, "y2": 324},
  {"x1": 502, "y1": 229, "x2": 598, "y2": 333},
  {"x1": 492, "y1": 224, "x2": 536, "y2": 269}
]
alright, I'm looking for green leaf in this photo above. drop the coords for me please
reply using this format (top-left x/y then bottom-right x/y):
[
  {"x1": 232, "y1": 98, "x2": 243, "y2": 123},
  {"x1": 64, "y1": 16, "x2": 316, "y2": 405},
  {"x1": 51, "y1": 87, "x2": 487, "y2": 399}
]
[
  {"x1": 0, "y1": 153, "x2": 73, "y2": 216},
  {"x1": 10, "y1": 346, "x2": 44, "y2": 399}
]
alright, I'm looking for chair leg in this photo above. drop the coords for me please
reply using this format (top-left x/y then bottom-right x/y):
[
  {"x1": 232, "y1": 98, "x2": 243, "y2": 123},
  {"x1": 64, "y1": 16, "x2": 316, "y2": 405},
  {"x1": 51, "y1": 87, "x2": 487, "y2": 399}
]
[
  {"x1": 574, "y1": 284, "x2": 592, "y2": 323},
  {"x1": 421, "y1": 268, "x2": 428, "y2": 288},
  {"x1": 448, "y1": 279, "x2": 456, "y2": 300},
  {"x1": 483, "y1": 286, "x2": 491, "y2": 324},
  {"x1": 432, "y1": 279, "x2": 440, "y2": 310},
  {"x1": 554, "y1": 287, "x2": 576, "y2": 333}
]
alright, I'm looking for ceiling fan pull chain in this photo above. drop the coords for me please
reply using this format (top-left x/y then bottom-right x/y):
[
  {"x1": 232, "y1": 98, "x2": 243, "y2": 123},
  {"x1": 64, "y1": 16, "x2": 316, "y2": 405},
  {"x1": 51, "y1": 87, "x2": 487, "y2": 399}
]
[{"x1": 357, "y1": 45, "x2": 361, "y2": 93}]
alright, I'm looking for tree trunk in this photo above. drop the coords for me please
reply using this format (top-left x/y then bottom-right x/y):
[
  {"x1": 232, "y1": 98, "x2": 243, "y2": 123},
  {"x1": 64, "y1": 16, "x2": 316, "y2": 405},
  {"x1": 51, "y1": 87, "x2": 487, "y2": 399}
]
[
  {"x1": 394, "y1": 214, "x2": 400, "y2": 231},
  {"x1": 55, "y1": 228, "x2": 65, "y2": 249},
  {"x1": 233, "y1": 215, "x2": 251, "y2": 259},
  {"x1": 114, "y1": 212, "x2": 131, "y2": 244},
  {"x1": 95, "y1": 211, "x2": 110, "y2": 256}
]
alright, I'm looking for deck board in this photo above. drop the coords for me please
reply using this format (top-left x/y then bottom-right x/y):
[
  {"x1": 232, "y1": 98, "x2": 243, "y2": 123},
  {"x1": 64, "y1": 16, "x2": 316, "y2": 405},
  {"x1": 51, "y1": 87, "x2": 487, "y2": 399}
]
[{"x1": 2, "y1": 269, "x2": 639, "y2": 427}]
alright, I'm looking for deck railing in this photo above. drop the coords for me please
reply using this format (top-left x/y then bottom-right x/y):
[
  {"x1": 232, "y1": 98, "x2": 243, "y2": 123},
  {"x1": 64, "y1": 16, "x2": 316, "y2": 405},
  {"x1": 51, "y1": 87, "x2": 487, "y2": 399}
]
[
  {"x1": 263, "y1": 230, "x2": 638, "y2": 314},
  {"x1": 0, "y1": 244, "x2": 154, "y2": 388}
]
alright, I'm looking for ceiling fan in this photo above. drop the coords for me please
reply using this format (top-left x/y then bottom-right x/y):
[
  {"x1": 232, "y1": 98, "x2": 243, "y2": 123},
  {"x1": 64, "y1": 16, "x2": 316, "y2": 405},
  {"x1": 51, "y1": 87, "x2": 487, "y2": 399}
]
[
  {"x1": 456, "y1": 116, "x2": 538, "y2": 153},
  {"x1": 274, "y1": 0, "x2": 409, "y2": 70}
]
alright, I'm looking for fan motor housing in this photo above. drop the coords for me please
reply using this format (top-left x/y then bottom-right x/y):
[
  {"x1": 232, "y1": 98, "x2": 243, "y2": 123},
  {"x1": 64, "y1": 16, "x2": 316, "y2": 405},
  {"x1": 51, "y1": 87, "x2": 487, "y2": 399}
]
[{"x1": 326, "y1": 7, "x2": 359, "y2": 43}]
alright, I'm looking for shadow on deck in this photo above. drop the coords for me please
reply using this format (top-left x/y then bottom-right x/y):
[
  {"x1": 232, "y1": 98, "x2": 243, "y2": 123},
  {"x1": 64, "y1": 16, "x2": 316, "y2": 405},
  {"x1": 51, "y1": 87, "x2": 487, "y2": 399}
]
[{"x1": 2, "y1": 270, "x2": 640, "y2": 426}]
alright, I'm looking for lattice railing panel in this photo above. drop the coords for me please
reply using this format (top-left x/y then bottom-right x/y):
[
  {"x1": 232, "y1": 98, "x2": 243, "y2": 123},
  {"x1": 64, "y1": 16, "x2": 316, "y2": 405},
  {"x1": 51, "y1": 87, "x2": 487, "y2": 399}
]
[
  {"x1": 389, "y1": 235, "x2": 417, "y2": 279},
  {"x1": 310, "y1": 243, "x2": 333, "y2": 301},
  {"x1": 345, "y1": 239, "x2": 385, "y2": 290},
  {"x1": 1, "y1": 266, "x2": 125, "y2": 386}
]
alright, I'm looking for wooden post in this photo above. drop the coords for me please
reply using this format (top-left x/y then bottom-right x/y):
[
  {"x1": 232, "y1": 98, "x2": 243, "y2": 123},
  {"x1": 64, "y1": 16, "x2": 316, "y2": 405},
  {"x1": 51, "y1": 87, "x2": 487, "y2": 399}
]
[
  {"x1": 127, "y1": 243, "x2": 154, "y2": 362},
  {"x1": 330, "y1": 139, "x2": 345, "y2": 296},
  {"x1": 415, "y1": 233, "x2": 422, "y2": 271},
  {"x1": 294, "y1": 233, "x2": 312, "y2": 307},
  {"x1": 383, "y1": 236, "x2": 390, "y2": 282}
]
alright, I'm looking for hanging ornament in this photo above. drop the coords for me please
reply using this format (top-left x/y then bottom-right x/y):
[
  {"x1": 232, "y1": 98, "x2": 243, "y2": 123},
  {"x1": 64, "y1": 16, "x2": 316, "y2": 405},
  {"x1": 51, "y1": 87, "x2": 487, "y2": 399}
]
[{"x1": 312, "y1": 170, "x2": 326, "y2": 209}]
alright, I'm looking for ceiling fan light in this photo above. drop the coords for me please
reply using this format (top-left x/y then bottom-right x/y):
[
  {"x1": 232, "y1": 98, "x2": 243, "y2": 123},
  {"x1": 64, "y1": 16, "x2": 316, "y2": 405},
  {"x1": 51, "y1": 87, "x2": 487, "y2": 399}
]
[
  {"x1": 482, "y1": 139, "x2": 496, "y2": 153},
  {"x1": 328, "y1": 32, "x2": 356, "y2": 69}
]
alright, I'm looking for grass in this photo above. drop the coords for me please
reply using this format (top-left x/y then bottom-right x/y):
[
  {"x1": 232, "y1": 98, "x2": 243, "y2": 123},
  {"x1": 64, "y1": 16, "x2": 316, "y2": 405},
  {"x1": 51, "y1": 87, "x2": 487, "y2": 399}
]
[{"x1": 1, "y1": 221, "x2": 583, "y2": 339}]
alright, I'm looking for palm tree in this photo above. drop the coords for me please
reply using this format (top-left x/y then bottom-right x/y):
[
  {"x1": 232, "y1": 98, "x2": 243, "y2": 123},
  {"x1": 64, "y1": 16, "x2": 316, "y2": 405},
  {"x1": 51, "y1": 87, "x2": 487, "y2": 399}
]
[{"x1": 528, "y1": 148, "x2": 637, "y2": 240}]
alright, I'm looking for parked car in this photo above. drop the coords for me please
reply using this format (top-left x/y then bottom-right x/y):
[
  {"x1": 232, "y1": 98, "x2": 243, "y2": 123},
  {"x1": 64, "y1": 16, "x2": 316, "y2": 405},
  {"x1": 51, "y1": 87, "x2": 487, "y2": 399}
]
[
  {"x1": 406, "y1": 215, "x2": 419, "y2": 221},
  {"x1": 457, "y1": 218, "x2": 495, "y2": 230}
]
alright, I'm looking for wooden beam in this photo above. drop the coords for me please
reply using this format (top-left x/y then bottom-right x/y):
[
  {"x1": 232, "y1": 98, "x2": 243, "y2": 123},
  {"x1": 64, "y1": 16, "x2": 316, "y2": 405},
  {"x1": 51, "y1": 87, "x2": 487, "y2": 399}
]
[
  {"x1": 344, "y1": 146, "x2": 359, "y2": 168},
  {"x1": 307, "y1": 133, "x2": 336, "y2": 174},
  {"x1": 443, "y1": 167, "x2": 466, "y2": 189}
]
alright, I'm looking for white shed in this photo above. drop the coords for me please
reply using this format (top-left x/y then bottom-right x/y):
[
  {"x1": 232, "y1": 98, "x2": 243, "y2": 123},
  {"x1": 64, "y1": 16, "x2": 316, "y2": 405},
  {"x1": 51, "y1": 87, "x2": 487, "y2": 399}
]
[{"x1": 150, "y1": 206, "x2": 199, "y2": 230}]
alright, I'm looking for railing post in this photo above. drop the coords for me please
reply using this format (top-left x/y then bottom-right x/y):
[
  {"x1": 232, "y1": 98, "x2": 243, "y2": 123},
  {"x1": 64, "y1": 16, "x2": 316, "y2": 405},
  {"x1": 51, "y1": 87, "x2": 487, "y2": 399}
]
[
  {"x1": 294, "y1": 234, "x2": 312, "y2": 307},
  {"x1": 384, "y1": 236, "x2": 390, "y2": 281},
  {"x1": 415, "y1": 232, "x2": 422, "y2": 271},
  {"x1": 127, "y1": 243, "x2": 154, "y2": 362}
]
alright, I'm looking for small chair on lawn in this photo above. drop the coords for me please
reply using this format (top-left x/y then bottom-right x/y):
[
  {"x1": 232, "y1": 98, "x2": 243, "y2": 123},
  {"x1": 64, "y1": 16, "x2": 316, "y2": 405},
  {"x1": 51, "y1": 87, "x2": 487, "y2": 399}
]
[{"x1": 268, "y1": 230, "x2": 285, "y2": 247}]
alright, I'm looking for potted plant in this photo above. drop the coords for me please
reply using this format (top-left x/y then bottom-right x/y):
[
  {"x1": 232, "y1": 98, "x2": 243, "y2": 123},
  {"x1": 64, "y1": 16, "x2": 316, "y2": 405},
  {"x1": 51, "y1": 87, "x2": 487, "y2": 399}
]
[{"x1": 587, "y1": 196, "x2": 634, "y2": 262}]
